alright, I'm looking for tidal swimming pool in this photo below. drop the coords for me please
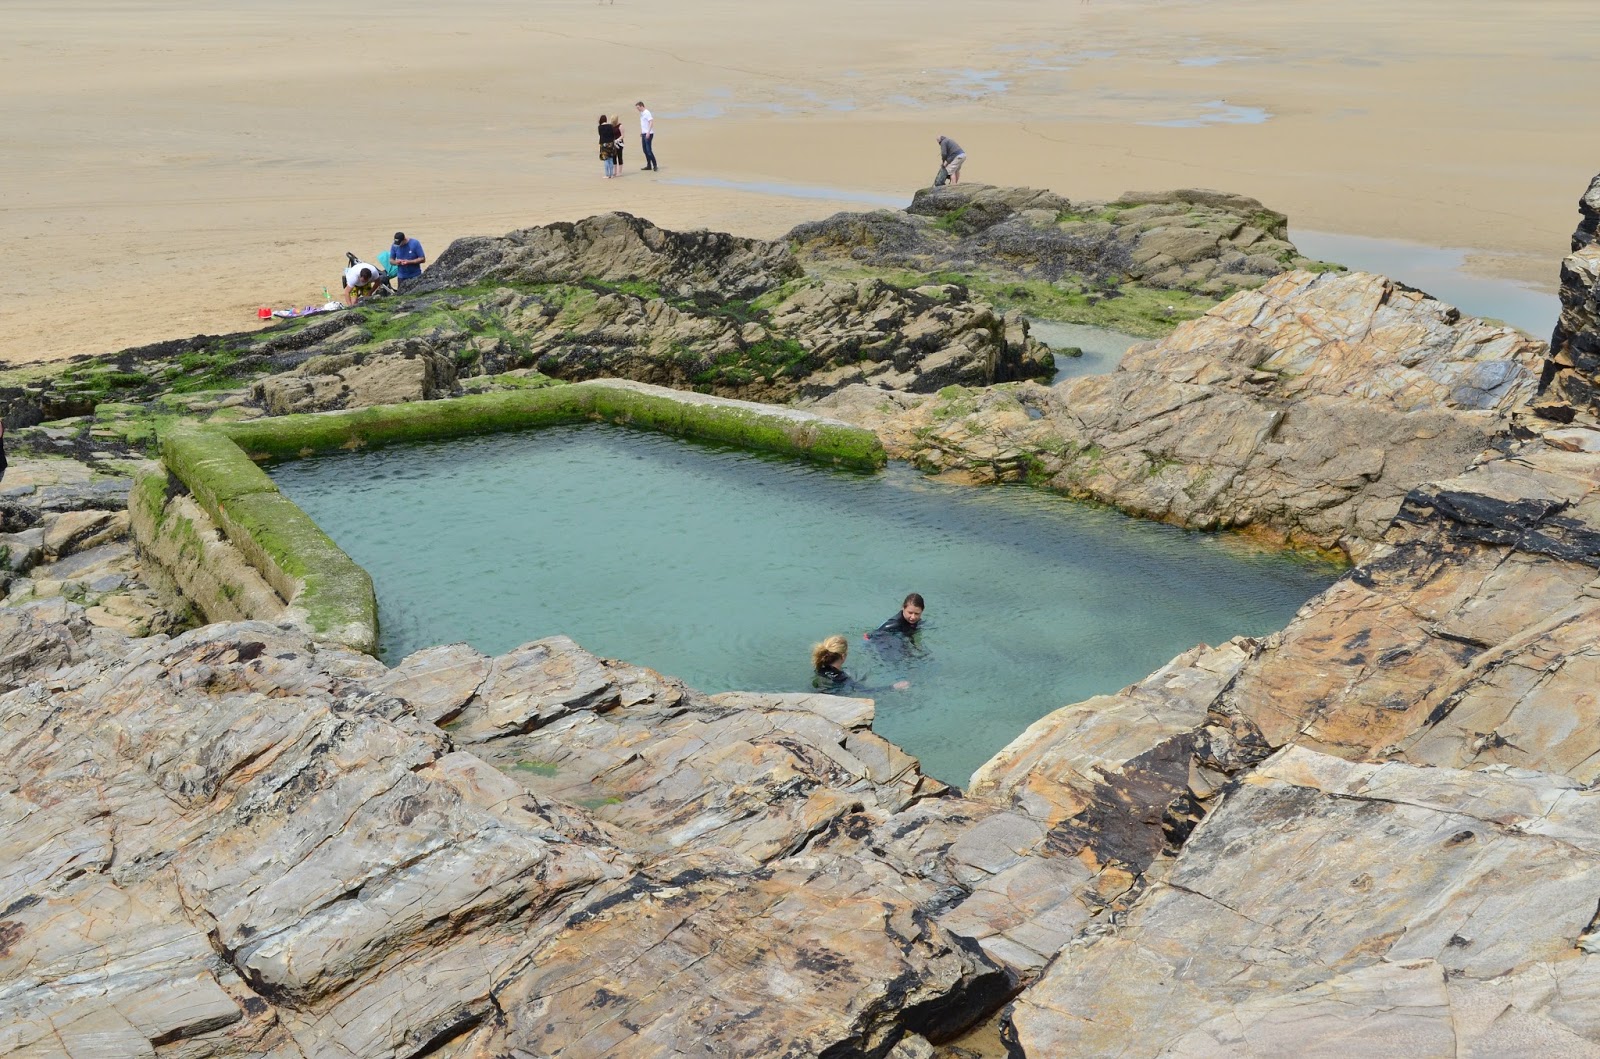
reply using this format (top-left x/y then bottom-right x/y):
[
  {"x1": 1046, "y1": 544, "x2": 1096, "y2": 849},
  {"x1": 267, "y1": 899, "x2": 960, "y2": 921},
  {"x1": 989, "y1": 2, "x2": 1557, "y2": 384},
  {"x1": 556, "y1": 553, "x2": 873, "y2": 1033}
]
[{"x1": 270, "y1": 425, "x2": 1340, "y2": 785}]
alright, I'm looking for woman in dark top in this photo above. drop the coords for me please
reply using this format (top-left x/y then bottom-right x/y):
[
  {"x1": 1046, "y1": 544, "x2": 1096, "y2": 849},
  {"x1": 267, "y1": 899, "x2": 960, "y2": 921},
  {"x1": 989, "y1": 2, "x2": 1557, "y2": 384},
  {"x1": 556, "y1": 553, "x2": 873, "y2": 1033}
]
[
  {"x1": 609, "y1": 114, "x2": 626, "y2": 171},
  {"x1": 811, "y1": 635, "x2": 908, "y2": 694},
  {"x1": 598, "y1": 115, "x2": 620, "y2": 179}
]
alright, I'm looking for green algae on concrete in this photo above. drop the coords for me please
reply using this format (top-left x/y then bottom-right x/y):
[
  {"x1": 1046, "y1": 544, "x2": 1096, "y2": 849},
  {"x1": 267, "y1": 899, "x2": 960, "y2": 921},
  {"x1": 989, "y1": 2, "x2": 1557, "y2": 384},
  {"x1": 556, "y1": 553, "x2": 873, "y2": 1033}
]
[
  {"x1": 221, "y1": 380, "x2": 885, "y2": 470},
  {"x1": 149, "y1": 425, "x2": 377, "y2": 653},
  {"x1": 129, "y1": 465, "x2": 287, "y2": 627}
]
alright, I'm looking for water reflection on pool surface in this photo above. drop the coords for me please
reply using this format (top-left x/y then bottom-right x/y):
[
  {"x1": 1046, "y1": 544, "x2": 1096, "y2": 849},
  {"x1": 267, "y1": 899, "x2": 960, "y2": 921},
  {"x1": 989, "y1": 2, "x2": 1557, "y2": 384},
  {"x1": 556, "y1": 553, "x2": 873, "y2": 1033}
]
[{"x1": 271, "y1": 425, "x2": 1341, "y2": 785}]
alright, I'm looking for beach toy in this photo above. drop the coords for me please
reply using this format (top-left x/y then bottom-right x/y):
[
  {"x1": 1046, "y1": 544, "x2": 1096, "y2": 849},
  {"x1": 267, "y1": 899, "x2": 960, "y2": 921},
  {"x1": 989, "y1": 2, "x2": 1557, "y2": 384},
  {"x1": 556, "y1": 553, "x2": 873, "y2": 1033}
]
[{"x1": 257, "y1": 306, "x2": 272, "y2": 319}]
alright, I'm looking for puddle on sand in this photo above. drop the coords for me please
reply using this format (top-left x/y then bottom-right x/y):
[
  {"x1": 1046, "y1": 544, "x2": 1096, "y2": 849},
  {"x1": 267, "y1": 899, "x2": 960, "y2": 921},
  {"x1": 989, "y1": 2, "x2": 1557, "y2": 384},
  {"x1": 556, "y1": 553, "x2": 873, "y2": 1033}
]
[
  {"x1": 661, "y1": 176, "x2": 907, "y2": 209},
  {"x1": 1293, "y1": 230, "x2": 1559, "y2": 338},
  {"x1": 1177, "y1": 56, "x2": 1249, "y2": 68},
  {"x1": 946, "y1": 68, "x2": 1010, "y2": 97},
  {"x1": 1029, "y1": 321, "x2": 1143, "y2": 382},
  {"x1": 1142, "y1": 100, "x2": 1271, "y2": 127}
]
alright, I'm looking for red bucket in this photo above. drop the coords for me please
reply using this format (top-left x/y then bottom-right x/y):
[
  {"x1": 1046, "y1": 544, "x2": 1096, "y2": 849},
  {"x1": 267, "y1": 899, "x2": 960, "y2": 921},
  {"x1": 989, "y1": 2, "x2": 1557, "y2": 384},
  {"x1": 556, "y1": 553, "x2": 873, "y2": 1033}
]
[{"x1": 257, "y1": 306, "x2": 272, "y2": 319}]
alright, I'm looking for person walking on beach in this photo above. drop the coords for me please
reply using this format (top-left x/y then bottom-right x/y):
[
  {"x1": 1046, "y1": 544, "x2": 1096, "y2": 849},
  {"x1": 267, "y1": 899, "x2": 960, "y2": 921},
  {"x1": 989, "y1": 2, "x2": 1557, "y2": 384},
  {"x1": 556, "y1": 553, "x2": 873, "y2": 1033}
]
[
  {"x1": 936, "y1": 136, "x2": 967, "y2": 185},
  {"x1": 636, "y1": 101, "x2": 658, "y2": 171},
  {"x1": 391, "y1": 232, "x2": 425, "y2": 291},
  {"x1": 599, "y1": 114, "x2": 621, "y2": 178}
]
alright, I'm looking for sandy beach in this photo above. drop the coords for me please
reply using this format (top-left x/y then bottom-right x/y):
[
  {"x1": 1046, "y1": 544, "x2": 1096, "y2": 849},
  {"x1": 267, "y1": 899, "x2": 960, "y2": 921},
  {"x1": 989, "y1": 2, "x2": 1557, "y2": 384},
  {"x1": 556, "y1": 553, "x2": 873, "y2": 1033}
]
[{"x1": 3, "y1": 0, "x2": 1595, "y2": 363}]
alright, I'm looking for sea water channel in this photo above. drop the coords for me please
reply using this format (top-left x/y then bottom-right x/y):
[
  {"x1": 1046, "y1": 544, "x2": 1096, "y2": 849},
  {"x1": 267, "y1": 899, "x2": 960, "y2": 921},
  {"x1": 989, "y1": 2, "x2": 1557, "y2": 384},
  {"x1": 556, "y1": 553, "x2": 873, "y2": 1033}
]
[{"x1": 271, "y1": 424, "x2": 1340, "y2": 785}]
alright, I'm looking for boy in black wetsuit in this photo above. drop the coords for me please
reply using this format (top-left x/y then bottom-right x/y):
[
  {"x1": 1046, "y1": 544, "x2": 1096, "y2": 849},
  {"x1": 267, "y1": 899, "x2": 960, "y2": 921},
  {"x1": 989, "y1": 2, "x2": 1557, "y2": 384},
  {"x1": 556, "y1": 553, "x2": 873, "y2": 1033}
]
[
  {"x1": 868, "y1": 592, "x2": 924, "y2": 640},
  {"x1": 863, "y1": 592, "x2": 926, "y2": 665}
]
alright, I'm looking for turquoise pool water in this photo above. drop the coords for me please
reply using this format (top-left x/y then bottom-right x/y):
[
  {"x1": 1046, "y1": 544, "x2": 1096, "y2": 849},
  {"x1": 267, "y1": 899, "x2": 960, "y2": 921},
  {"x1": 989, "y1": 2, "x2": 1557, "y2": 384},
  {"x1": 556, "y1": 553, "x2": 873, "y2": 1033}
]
[{"x1": 271, "y1": 425, "x2": 1340, "y2": 785}]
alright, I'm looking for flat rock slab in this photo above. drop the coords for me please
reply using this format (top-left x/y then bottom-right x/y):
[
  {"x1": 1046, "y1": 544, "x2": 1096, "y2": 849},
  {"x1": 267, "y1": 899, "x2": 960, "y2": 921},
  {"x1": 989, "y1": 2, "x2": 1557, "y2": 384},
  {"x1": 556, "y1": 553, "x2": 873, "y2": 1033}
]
[{"x1": 1009, "y1": 747, "x2": 1600, "y2": 1058}]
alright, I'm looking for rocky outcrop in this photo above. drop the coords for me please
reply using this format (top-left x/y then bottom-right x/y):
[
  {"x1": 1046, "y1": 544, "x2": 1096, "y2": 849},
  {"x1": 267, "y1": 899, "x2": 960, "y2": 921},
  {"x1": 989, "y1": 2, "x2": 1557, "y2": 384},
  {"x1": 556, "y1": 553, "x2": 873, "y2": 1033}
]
[
  {"x1": 813, "y1": 269, "x2": 1544, "y2": 559},
  {"x1": 1536, "y1": 172, "x2": 1600, "y2": 421},
  {"x1": 247, "y1": 276, "x2": 1051, "y2": 412},
  {"x1": 522, "y1": 276, "x2": 1049, "y2": 398},
  {"x1": 0, "y1": 457, "x2": 190, "y2": 637},
  {"x1": 423, "y1": 211, "x2": 802, "y2": 300},
  {"x1": 791, "y1": 184, "x2": 1320, "y2": 297},
  {"x1": 13, "y1": 178, "x2": 1600, "y2": 1058}
]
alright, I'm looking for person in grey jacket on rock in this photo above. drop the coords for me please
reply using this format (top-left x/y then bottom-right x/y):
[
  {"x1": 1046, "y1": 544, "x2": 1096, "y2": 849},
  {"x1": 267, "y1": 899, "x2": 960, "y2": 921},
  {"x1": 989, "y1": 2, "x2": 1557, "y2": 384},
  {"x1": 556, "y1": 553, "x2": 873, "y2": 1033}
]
[{"x1": 937, "y1": 135, "x2": 967, "y2": 184}]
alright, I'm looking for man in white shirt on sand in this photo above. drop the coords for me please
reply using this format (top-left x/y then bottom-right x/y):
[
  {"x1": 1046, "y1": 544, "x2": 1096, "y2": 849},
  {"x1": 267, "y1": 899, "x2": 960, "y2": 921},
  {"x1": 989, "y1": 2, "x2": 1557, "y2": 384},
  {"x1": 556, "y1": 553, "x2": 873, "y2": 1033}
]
[{"x1": 636, "y1": 101, "x2": 658, "y2": 171}]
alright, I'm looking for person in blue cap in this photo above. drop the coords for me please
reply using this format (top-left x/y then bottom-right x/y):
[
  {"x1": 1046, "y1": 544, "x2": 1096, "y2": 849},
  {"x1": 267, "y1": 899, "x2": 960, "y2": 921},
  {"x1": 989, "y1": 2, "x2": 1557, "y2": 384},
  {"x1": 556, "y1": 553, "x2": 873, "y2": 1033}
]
[{"x1": 391, "y1": 231, "x2": 426, "y2": 291}]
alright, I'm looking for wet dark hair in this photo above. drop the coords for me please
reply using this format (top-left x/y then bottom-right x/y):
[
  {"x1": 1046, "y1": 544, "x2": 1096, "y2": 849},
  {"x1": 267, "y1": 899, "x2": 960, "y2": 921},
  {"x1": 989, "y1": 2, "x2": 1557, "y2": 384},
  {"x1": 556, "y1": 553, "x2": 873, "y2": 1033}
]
[{"x1": 903, "y1": 592, "x2": 925, "y2": 609}]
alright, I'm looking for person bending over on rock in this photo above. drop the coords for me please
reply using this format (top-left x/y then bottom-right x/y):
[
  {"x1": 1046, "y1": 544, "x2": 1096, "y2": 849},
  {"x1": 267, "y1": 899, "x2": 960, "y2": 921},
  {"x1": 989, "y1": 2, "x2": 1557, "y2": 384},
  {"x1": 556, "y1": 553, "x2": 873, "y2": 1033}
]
[
  {"x1": 812, "y1": 635, "x2": 909, "y2": 694},
  {"x1": 936, "y1": 136, "x2": 966, "y2": 185},
  {"x1": 340, "y1": 252, "x2": 384, "y2": 306}
]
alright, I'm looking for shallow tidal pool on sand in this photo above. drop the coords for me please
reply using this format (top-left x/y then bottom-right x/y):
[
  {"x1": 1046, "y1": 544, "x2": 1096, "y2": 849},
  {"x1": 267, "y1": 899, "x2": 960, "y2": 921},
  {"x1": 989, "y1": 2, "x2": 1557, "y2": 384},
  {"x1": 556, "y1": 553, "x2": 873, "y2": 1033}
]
[{"x1": 271, "y1": 425, "x2": 1340, "y2": 785}]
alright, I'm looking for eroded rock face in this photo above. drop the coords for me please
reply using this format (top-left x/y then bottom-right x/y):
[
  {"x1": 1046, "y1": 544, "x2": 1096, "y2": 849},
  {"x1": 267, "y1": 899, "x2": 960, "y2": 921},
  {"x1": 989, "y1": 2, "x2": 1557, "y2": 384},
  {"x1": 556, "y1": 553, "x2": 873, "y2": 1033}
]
[
  {"x1": 246, "y1": 224, "x2": 1051, "y2": 410},
  {"x1": 812, "y1": 270, "x2": 1543, "y2": 559},
  {"x1": 253, "y1": 347, "x2": 458, "y2": 415},
  {"x1": 1538, "y1": 172, "x2": 1600, "y2": 421}
]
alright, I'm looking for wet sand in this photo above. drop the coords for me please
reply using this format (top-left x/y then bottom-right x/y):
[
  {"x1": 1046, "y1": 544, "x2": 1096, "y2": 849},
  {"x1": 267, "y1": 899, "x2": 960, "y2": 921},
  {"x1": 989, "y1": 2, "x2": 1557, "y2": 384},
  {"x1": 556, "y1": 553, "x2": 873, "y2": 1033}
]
[{"x1": 3, "y1": 0, "x2": 1595, "y2": 363}]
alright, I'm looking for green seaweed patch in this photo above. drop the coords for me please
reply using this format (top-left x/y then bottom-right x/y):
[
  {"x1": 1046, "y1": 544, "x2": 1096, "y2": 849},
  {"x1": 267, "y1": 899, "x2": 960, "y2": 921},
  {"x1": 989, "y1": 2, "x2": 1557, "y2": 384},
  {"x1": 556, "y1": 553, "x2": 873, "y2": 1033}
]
[
  {"x1": 512, "y1": 759, "x2": 560, "y2": 777},
  {"x1": 166, "y1": 345, "x2": 245, "y2": 394},
  {"x1": 690, "y1": 338, "x2": 812, "y2": 387},
  {"x1": 56, "y1": 366, "x2": 151, "y2": 397},
  {"x1": 932, "y1": 203, "x2": 973, "y2": 233},
  {"x1": 587, "y1": 277, "x2": 663, "y2": 300},
  {"x1": 748, "y1": 277, "x2": 817, "y2": 312}
]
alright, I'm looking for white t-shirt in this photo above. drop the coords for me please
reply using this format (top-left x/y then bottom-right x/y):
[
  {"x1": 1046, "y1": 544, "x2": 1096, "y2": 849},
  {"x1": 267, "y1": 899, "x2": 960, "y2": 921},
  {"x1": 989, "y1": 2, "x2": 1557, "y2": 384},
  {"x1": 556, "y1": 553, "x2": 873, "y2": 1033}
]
[
  {"x1": 343, "y1": 263, "x2": 378, "y2": 288},
  {"x1": 639, "y1": 108, "x2": 654, "y2": 135}
]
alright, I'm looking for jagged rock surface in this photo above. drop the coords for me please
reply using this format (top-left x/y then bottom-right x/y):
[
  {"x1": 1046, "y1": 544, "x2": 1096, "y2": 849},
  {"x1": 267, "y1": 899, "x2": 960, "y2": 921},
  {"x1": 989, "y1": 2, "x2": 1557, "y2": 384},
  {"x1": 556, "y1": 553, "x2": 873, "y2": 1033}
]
[
  {"x1": 239, "y1": 215, "x2": 1050, "y2": 412},
  {"x1": 812, "y1": 269, "x2": 1544, "y2": 559},
  {"x1": 1009, "y1": 747, "x2": 1600, "y2": 1058},
  {"x1": 3, "y1": 620, "x2": 1074, "y2": 1058},
  {"x1": 421, "y1": 211, "x2": 802, "y2": 300},
  {"x1": 790, "y1": 185, "x2": 1320, "y2": 296},
  {"x1": 1537, "y1": 172, "x2": 1600, "y2": 421}
]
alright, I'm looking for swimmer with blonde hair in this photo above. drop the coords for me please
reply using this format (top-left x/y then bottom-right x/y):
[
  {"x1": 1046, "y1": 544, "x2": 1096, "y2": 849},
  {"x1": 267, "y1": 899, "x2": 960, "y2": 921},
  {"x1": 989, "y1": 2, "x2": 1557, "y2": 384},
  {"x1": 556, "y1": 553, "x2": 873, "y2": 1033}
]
[{"x1": 812, "y1": 634, "x2": 909, "y2": 693}]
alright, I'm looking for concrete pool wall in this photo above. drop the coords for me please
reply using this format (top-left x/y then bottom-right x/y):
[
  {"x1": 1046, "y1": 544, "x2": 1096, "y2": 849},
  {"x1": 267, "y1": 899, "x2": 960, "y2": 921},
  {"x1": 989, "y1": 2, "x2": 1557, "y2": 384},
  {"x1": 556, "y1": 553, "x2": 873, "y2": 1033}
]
[{"x1": 130, "y1": 379, "x2": 886, "y2": 655}]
